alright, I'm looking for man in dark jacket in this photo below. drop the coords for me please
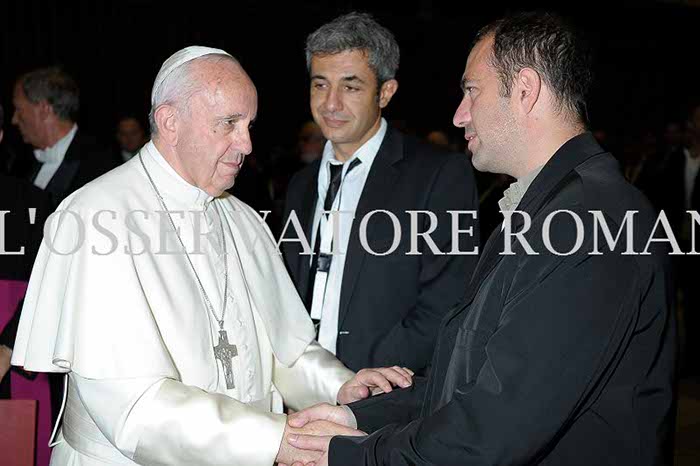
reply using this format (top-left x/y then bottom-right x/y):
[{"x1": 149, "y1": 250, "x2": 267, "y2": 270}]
[
  {"x1": 282, "y1": 12, "x2": 479, "y2": 376},
  {"x1": 287, "y1": 12, "x2": 677, "y2": 466},
  {"x1": 12, "y1": 67, "x2": 116, "y2": 206}
]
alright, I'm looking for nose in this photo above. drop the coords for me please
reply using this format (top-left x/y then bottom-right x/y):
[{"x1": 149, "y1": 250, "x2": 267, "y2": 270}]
[
  {"x1": 11, "y1": 109, "x2": 19, "y2": 126},
  {"x1": 322, "y1": 87, "x2": 343, "y2": 114},
  {"x1": 235, "y1": 126, "x2": 253, "y2": 156},
  {"x1": 453, "y1": 95, "x2": 472, "y2": 128}
]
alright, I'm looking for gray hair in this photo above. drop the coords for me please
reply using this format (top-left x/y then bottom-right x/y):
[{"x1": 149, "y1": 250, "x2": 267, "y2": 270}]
[
  {"x1": 18, "y1": 67, "x2": 80, "y2": 122},
  {"x1": 305, "y1": 12, "x2": 400, "y2": 86},
  {"x1": 149, "y1": 54, "x2": 239, "y2": 135}
]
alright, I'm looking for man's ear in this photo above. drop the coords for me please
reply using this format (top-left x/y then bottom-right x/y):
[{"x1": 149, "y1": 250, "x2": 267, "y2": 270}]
[
  {"x1": 515, "y1": 68, "x2": 541, "y2": 115},
  {"x1": 378, "y1": 79, "x2": 398, "y2": 109},
  {"x1": 154, "y1": 104, "x2": 179, "y2": 146},
  {"x1": 37, "y1": 100, "x2": 53, "y2": 121}
]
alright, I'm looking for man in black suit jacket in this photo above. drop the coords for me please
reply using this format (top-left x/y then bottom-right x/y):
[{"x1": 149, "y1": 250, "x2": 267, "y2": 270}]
[
  {"x1": 282, "y1": 12, "x2": 479, "y2": 375},
  {"x1": 12, "y1": 67, "x2": 116, "y2": 206},
  {"x1": 287, "y1": 12, "x2": 676, "y2": 466}
]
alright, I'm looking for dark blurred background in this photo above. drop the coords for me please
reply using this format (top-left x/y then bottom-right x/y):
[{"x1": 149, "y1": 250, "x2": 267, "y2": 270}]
[
  {"x1": 1, "y1": 0, "x2": 697, "y2": 163},
  {"x1": 1, "y1": 2, "x2": 700, "y2": 463}
]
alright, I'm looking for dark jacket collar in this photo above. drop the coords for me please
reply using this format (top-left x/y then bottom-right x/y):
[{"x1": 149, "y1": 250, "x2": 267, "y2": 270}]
[
  {"x1": 457, "y1": 132, "x2": 606, "y2": 311},
  {"x1": 517, "y1": 131, "x2": 606, "y2": 218}
]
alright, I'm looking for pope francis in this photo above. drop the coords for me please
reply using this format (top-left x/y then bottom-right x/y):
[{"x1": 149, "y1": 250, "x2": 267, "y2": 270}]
[{"x1": 10, "y1": 46, "x2": 412, "y2": 465}]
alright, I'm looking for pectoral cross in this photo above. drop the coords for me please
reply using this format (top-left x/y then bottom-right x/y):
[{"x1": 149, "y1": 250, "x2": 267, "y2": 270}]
[{"x1": 214, "y1": 329, "x2": 238, "y2": 389}]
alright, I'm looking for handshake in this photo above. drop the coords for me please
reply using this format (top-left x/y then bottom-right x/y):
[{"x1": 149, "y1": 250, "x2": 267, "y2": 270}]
[{"x1": 276, "y1": 366, "x2": 414, "y2": 466}]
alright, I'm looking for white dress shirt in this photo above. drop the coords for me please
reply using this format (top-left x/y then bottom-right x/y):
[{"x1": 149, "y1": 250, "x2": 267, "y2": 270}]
[
  {"x1": 33, "y1": 124, "x2": 78, "y2": 189},
  {"x1": 498, "y1": 165, "x2": 544, "y2": 214},
  {"x1": 310, "y1": 118, "x2": 388, "y2": 354}
]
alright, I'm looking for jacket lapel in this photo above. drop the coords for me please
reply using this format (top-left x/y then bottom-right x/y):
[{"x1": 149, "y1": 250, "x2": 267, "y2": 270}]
[
  {"x1": 45, "y1": 159, "x2": 79, "y2": 202},
  {"x1": 444, "y1": 132, "x2": 607, "y2": 324},
  {"x1": 28, "y1": 159, "x2": 42, "y2": 184},
  {"x1": 297, "y1": 162, "x2": 321, "y2": 292},
  {"x1": 44, "y1": 132, "x2": 82, "y2": 203},
  {"x1": 337, "y1": 128, "x2": 402, "y2": 329}
]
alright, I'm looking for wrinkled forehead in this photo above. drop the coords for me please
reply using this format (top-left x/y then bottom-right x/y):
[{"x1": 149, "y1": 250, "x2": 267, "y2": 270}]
[{"x1": 193, "y1": 60, "x2": 258, "y2": 114}]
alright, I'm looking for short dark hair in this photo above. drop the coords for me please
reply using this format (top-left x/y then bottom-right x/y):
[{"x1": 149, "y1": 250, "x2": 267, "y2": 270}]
[
  {"x1": 305, "y1": 12, "x2": 400, "y2": 86},
  {"x1": 474, "y1": 11, "x2": 592, "y2": 124},
  {"x1": 18, "y1": 67, "x2": 80, "y2": 121}
]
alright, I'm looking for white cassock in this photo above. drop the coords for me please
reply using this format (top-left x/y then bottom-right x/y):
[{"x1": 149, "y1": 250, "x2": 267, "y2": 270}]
[{"x1": 11, "y1": 141, "x2": 354, "y2": 465}]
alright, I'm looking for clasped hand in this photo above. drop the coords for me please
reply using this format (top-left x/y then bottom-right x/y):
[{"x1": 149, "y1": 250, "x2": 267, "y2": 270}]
[
  {"x1": 336, "y1": 365, "x2": 413, "y2": 404},
  {"x1": 277, "y1": 365, "x2": 414, "y2": 466},
  {"x1": 277, "y1": 404, "x2": 360, "y2": 466}
]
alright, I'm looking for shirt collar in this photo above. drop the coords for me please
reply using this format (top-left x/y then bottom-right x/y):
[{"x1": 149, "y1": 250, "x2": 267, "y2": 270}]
[
  {"x1": 141, "y1": 141, "x2": 214, "y2": 209},
  {"x1": 684, "y1": 147, "x2": 699, "y2": 163},
  {"x1": 33, "y1": 124, "x2": 78, "y2": 164},
  {"x1": 498, "y1": 164, "x2": 544, "y2": 214}
]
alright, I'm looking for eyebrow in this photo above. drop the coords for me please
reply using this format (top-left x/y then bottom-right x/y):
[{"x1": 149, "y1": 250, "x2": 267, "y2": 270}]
[
  {"x1": 218, "y1": 113, "x2": 245, "y2": 122},
  {"x1": 460, "y1": 76, "x2": 478, "y2": 92},
  {"x1": 311, "y1": 74, "x2": 367, "y2": 85},
  {"x1": 215, "y1": 113, "x2": 256, "y2": 126}
]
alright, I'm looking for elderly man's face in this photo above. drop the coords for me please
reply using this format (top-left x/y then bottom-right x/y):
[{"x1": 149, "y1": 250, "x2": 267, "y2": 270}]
[
  {"x1": 12, "y1": 83, "x2": 46, "y2": 149},
  {"x1": 175, "y1": 61, "x2": 257, "y2": 197},
  {"x1": 453, "y1": 36, "x2": 519, "y2": 175},
  {"x1": 310, "y1": 50, "x2": 389, "y2": 160}
]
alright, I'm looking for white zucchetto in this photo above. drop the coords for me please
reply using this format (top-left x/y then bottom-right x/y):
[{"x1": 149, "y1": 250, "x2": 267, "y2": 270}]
[{"x1": 151, "y1": 45, "x2": 232, "y2": 105}]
